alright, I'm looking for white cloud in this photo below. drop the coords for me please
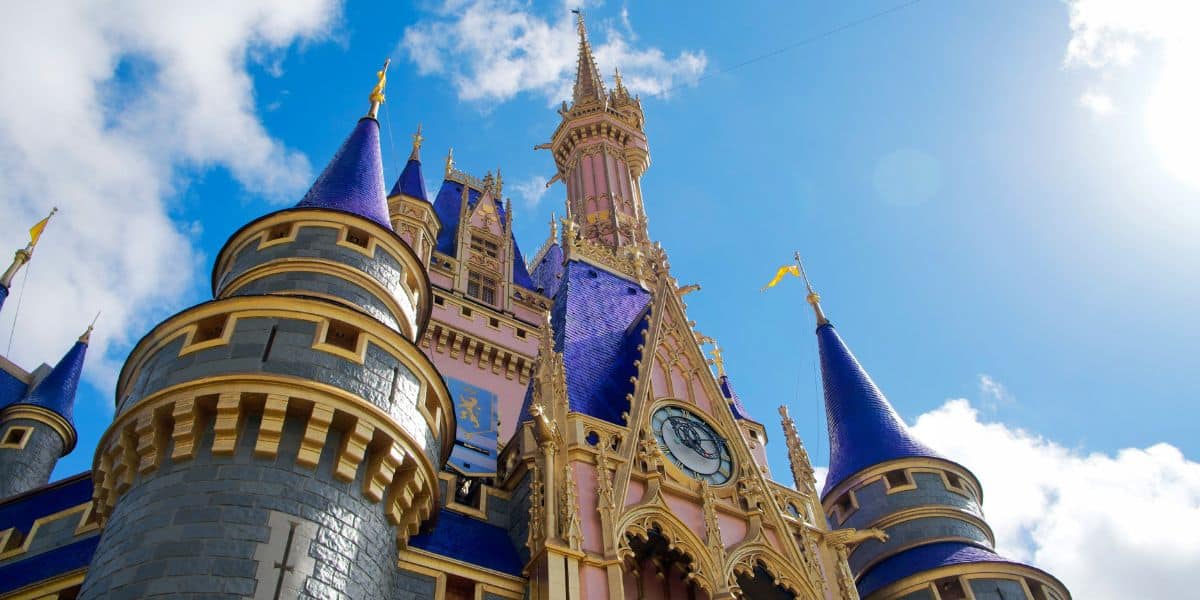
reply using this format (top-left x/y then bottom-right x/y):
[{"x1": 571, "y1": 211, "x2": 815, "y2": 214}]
[
  {"x1": 976, "y1": 373, "x2": 1013, "y2": 409},
  {"x1": 910, "y1": 399, "x2": 1200, "y2": 599},
  {"x1": 399, "y1": 0, "x2": 706, "y2": 104},
  {"x1": 1064, "y1": 0, "x2": 1200, "y2": 187},
  {"x1": 512, "y1": 175, "x2": 550, "y2": 208},
  {"x1": 0, "y1": 2, "x2": 338, "y2": 394},
  {"x1": 1078, "y1": 90, "x2": 1115, "y2": 116}
]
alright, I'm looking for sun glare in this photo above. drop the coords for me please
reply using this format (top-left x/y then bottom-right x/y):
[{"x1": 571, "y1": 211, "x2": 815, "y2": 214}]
[{"x1": 1145, "y1": 48, "x2": 1200, "y2": 189}]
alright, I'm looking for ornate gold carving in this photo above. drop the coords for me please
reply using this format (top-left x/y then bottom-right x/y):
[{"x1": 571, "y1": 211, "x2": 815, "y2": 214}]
[
  {"x1": 779, "y1": 406, "x2": 817, "y2": 494},
  {"x1": 560, "y1": 464, "x2": 584, "y2": 550},
  {"x1": 823, "y1": 528, "x2": 888, "y2": 600},
  {"x1": 595, "y1": 443, "x2": 616, "y2": 511},
  {"x1": 700, "y1": 481, "x2": 725, "y2": 564},
  {"x1": 527, "y1": 461, "x2": 545, "y2": 553}
]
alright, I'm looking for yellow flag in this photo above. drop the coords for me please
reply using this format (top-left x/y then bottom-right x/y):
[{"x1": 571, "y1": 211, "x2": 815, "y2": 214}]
[
  {"x1": 761, "y1": 265, "x2": 801, "y2": 291},
  {"x1": 28, "y1": 209, "x2": 55, "y2": 247}
]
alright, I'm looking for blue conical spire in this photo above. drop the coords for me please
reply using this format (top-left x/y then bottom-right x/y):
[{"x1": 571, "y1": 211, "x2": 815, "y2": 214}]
[
  {"x1": 18, "y1": 328, "x2": 89, "y2": 449},
  {"x1": 296, "y1": 117, "x2": 391, "y2": 228},
  {"x1": 390, "y1": 124, "x2": 428, "y2": 201},
  {"x1": 817, "y1": 323, "x2": 941, "y2": 497}
]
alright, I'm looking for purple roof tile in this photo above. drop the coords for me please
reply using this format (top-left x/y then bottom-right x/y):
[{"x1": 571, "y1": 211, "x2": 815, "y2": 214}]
[
  {"x1": 529, "y1": 242, "x2": 564, "y2": 298},
  {"x1": 296, "y1": 118, "x2": 390, "y2": 228},
  {"x1": 718, "y1": 374, "x2": 754, "y2": 421},
  {"x1": 16, "y1": 339, "x2": 86, "y2": 440},
  {"x1": 818, "y1": 323, "x2": 941, "y2": 497},
  {"x1": 553, "y1": 261, "x2": 650, "y2": 424},
  {"x1": 408, "y1": 509, "x2": 522, "y2": 576},
  {"x1": 389, "y1": 157, "x2": 427, "y2": 201}
]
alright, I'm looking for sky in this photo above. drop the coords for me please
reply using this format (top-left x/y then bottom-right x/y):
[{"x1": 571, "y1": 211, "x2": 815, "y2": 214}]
[{"x1": 1, "y1": 1, "x2": 1197, "y2": 597}]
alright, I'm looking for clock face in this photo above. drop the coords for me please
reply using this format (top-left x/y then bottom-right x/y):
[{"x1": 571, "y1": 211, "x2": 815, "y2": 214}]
[{"x1": 651, "y1": 405, "x2": 734, "y2": 485}]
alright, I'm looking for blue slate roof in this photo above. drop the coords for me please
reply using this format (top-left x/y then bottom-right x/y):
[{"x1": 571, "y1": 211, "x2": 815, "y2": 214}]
[
  {"x1": 0, "y1": 284, "x2": 7, "y2": 313},
  {"x1": 0, "y1": 472, "x2": 92, "y2": 534},
  {"x1": 818, "y1": 323, "x2": 941, "y2": 497},
  {"x1": 0, "y1": 473, "x2": 99, "y2": 596},
  {"x1": 0, "y1": 368, "x2": 28, "y2": 412},
  {"x1": 857, "y1": 542, "x2": 1022, "y2": 598},
  {"x1": 389, "y1": 157, "x2": 427, "y2": 201},
  {"x1": 529, "y1": 242, "x2": 565, "y2": 298},
  {"x1": 15, "y1": 339, "x2": 87, "y2": 439},
  {"x1": 429, "y1": 178, "x2": 535, "y2": 290},
  {"x1": 408, "y1": 509, "x2": 523, "y2": 576},
  {"x1": 718, "y1": 374, "x2": 754, "y2": 421},
  {"x1": 539, "y1": 260, "x2": 650, "y2": 425},
  {"x1": 296, "y1": 118, "x2": 391, "y2": 229}
]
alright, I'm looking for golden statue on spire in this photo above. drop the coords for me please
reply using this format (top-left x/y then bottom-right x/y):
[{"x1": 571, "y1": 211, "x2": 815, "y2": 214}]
[
  {"x1": 410, "y1": 123, "x2": 423, "y2": 160},
  {"x1": 366, "y1": 58, "x2": 390, "y2": 119}
]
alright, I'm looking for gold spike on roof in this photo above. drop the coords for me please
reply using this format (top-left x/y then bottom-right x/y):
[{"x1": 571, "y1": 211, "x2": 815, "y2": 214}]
[
  {"x1": 410, "y1": 123, "x2": 423, "y2": 161},
  {"x1": 571, "y1": 10, "x2": 607, "y2": 104}
]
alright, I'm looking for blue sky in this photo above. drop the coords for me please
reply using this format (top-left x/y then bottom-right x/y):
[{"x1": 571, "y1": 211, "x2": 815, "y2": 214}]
[{"x1": 2, "y1": 1, "x2": 1197, "y2": 596}]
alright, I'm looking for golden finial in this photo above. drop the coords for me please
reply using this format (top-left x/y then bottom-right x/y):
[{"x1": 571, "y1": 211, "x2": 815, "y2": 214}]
[
  {"x1": 572, "y1": 8, "x2": 586, "y2": 37},
  {"x1": 80, "y1": 311, "x2": 100, "y2": 344},
  {"x1": 711, "y1": 343, "x2": 726, "y2": 377},
  {"x1": 614, "y1": 67, "x2": 627, "y2": 94},
  {"x1": 795, "y1": 251, "x2": 829, "y2": 326},
  {"x1": 366, "y1": 58, "x2": 391, "y2": 119},
  {"x1": 2, "y1": 207, "x2": 57, "y2": 288},
  {"x1": 410, "y1": 123, "x2": 423, "y2": 160},
  {"x1": 445, "y1": 147, "x2": 455, "y2": 178},
  {"x1": 550, "y1": 213, "x2": 559, "y2": 240}
]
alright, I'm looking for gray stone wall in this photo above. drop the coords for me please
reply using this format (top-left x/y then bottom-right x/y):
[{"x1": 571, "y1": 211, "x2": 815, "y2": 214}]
[
  {"x1": 80, "y1": 413, "x2": 401, "y2": 600},
  {"x1": 0, "y1": 417, "x2": 63, "y2": 499},
  {"x1": 232, "y1": 273, "x2": 402, "y2": 332},
  {"x1": 849, "y1": 516, "x2": 992, "y2": 574},
  {"x1": 841, "y1": 472, "x2": 982, "y2": 531},
  {"x1": 393, "y1": 567, "x2": 437, "y2": 599},
  {"x1": 216, "y1": 225, "x2": 417, "y2": 336},
  {"x1": 119, "y1": 313, "x2": 439, "y2": 467}
]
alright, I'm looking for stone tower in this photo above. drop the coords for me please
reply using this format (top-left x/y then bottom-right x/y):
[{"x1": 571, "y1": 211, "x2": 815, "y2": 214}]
[
  {"x1": 79, "y1": 69, "x2": 455, "y2": 599},
  {"x1": 0, "y1": 330, "x2": 87, "y2": 499},
  {"x1": 802, "y1": 286, "x2": 1071, "y2": 599}
]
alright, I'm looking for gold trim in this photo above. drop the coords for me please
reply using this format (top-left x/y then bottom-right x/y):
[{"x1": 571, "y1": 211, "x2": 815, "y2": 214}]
[
  {"x1": 0, "y1": 569, "x2": 86, "y2": 600},
  {"x1": 402, "y1": 546, "x2": 526, "y2": 593},
  {"x1": 0, "y1": 405, "x2": 75, "y2": 454},
  {"x1": 220, "y1": 257, "x2": 418, "y2": 340},
  {"x1": 822, "y1": 457, "x2": 983, "y2": 514},
  {"x1": 867, "y1": 559, "x2": 1072, "y2": 600},
  {"x1": 115, "y1": 295, "x2": 453, "y2": 449}
]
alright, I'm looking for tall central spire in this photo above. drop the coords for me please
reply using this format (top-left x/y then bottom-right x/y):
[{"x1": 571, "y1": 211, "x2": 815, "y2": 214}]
[{"x1": 571, "y1": 10, "x2": 606, "y2": 105}]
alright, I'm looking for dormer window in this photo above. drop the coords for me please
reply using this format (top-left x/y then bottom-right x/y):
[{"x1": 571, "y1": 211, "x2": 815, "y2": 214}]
[
  {"x1": 467, "y1": 271, "x2": 497, "y2": 305},
  {"x1": 469, "y1": 236, "x2": 499, "y2": 258}
]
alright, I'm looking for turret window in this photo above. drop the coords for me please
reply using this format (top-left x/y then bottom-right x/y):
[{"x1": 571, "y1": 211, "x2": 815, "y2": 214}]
[
  {"x1": 344, "y1": 227, "x2": 370, "y2": 248},
  {"x1": 1, "y1": 425, "x2": 32, "y2": 449},
  {"x1": 323, "y1": 319, "x2": 361, "y2": 352},
  {"x1": 467, "y1": 271, "x2": 497, "y2": 305}
]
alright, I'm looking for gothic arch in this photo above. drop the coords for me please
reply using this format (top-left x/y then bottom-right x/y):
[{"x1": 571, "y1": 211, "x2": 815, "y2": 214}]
[
  {"x1": 726, "y1": 542, "x2": 820, "y2": 600},
  {"x1": 615, "y1": 505, "x2": 719, "y2": 593}
]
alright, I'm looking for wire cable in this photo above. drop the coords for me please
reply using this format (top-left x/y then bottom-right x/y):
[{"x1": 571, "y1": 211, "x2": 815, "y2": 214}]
[{"x1": 699, "y1": 0, "x2": 923, "y2": 82}]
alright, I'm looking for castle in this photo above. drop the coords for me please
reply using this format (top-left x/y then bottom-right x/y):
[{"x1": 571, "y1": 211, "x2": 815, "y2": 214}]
[{"x1": 0, "y1": 16, "x2": 1071, "y2": 600}]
